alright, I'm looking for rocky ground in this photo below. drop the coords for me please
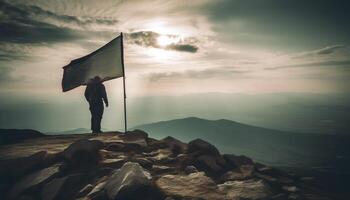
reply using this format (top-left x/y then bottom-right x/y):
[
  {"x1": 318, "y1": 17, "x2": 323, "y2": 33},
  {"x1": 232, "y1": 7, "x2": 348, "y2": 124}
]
[{"x1": 0, "y1": 130, "x2": 338, "y2": 200}]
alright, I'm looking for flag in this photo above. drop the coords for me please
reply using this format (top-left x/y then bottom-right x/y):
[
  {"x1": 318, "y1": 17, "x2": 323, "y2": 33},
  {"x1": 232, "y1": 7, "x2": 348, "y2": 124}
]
[{"x1": 62, "y1": 35, "x2": 124, "y2": 92}]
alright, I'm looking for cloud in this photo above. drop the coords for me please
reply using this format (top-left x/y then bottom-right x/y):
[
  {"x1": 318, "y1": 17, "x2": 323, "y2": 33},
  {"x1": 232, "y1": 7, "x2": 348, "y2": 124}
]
[
  {"x1": 266, "y1": 60, "x2": 350, "y2": 70},
  {"x1": 126, "y1": 31, "x2": 199, "y2": 53},
  {"x1": 0, "y1": 1, "x2": 118, "y2": 44},
  {"x1": 199, "y1": 0, "x2": 350, "y2": 50},
  {"x1": 316, "y1": 45, "x2": 346, "y2": 55},
  {"x1": 292, "y1": 45, "x2": 347, "y2": 59},
  {"x1": 1, "y1": 1, "x2": 118, "y2": 28},
  {"x1": 148, "y1": 67, "x2": 249, "y2": 81},
  {"x1": 264, "y1": 45, "x2": 350, "y2": 70},
  {"x1": 166, "y1": 44, "x2": 198, "y2": 53},
  {"x1": 0, "y1": 66, "x2": 15, "y2": 83}
]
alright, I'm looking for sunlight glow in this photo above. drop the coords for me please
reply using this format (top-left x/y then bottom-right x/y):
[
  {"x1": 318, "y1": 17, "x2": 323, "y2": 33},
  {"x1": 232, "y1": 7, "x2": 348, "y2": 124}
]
[
  {"x1": 157, "y1": 35, "x2": 172, "y2": 46},
  {"x1": 145, "y1": 48, "x2": 179, "y2": 61}
]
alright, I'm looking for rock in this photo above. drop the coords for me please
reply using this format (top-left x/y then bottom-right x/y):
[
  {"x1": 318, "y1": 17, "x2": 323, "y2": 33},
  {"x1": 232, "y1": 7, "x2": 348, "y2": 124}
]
[
  {"x1": 188, "y1": 139, "x2": 220, "y2": 157},
  {"x1": 99, "y1": 149, "x2": 122, "y2": 158},
  {"x1": 87, "y1": 181, "x2": 107, "y2": 198},
  {"x1": 133, "y1": 158, "x2": 153, "y2": 169},
  {"x1": 221, "y1": 171, "x2": 247, "y2": 182},
  {"x1": 17, "y1": 195, "x2": 35, "y2": 200},
  {"x1": 41, "y1": 177, "x2": 66, "y2": 200},
  {"x1": 278, "y1": 176, "x2": 294, "y2": 185},
  {"x1": 152, "y1": 148, "x2": 173, "y2": 162},
  {"x1": 100, "y1": 158, "x2": 125, "y2": 169},
  {"x1": 300, "y1": 177, "x2": 314, "y2": 182},
  {"x1": 41, "y1": 173, "x2": 83, "y2": 200},
  {"x1": 256, "y1": 166, "x2": 283, "y2": 177},
  {"x1": 218, "y1": 179, "x2": 272, "y2": 200},
  {"x1": 222, "y1": 154, "x2": 254, "y2": 169},
  {"x1": 77, "y1": 184, "x2": 94, "y2": 197},
  {"x1": 288, "y1": 193, "x2": 302, "y2": 200},
  {"x1": 122, "y1": 130, "x2": 148, "y2": 148},
  {"x1": 106, "y1": 142, "x2": 125, "y2": 152},
  {"x1": 124, "y1": 129, "x2": 148, "y2": 140},
  {"x1": 282, "y1": 185, "x2": 298, "y2": 192},
  {"x1": 240, "y1": 164, "x2": 254, "y2": 177},
  {"x1": 272, "y1": 193, "x2": 289, "y2": 200},
  {"x1": 0, "y1": 151, "x2": 49, "y2": 180},
  {"x1": 184, "y1": 165, "x2": 198, "y2": 174},
  {"x1": 174, "y1": 153, "x2": 189, "y2": 164},
  {"x1": 146, "y1": 138, "x2": 168, "y2": 150},
  {"x1": 104, "y1": 162, "x2": 159, "y2": 200},
  {"x1": 221, "y1": 164, "x2": 255, "y2": 181},
  {"x1": 255, "y1": 173, "x2": 278, "y2": 183},
  {"x1": 156, "y1": 172, "x2": 226, "y2": 200},
  {"x1": 194, "y1": 155, "x2": 226, "y2": 175},
  {"x1": 161, "y1": 136, "x2": 188, "y2": 155},
  {"x1": 8, "y1": 165, "x2": 60, "y2": 199},
  {"x1": 152, "y1": 165, "x2": 175, "y2": 174},
  {"x1": 63, "y1": 139, "x2": 104, "y2": 168}
]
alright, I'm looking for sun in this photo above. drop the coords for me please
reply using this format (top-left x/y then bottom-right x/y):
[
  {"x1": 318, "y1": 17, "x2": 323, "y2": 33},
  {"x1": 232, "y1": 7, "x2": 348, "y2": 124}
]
[{"x1": 157, "y1": 35, "x2": 173, "y2": 46}]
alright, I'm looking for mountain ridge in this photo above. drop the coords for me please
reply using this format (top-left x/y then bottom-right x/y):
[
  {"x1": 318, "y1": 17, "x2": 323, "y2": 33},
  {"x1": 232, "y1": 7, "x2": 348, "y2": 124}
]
[{"x1": 134, "y1": 117, "x2": 348, "y2": 168}]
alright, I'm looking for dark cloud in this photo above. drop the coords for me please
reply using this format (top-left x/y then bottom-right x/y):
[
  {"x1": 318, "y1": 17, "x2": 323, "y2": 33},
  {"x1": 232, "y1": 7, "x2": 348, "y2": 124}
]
[
  {"x1": 126, "y1": 31, "x2": 159, "y2": 47},
  {"x1": 0, "y1": 1, "x2": 118, "y2": 44},
  {"x1": 166, "y1": 44, "x2": 198, "y2": 53},
  {"x1": 200, "y1": 0, "x2": 350, "y2": 50},
  {"x1": 0, "y1": 44, "x2": 27, "y2": 61},
  {"x1": 148, "y1": 67, "x2": 248, "y2": 81},
  {"x1": 126, "y1": 31, "x2": 199, "y2": 53}
]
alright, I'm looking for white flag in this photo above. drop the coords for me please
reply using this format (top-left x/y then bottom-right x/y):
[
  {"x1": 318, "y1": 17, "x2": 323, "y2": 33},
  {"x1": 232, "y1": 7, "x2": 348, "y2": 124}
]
[{"x1": 62, "y1": 35, "x2": 124, "y2": 92}]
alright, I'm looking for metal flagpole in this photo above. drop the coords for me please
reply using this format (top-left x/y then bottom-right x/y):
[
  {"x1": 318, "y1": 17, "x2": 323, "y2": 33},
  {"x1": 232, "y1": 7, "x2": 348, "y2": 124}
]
[{"x1": 121, "y1": 32, "x2": 127, "y2": 133}]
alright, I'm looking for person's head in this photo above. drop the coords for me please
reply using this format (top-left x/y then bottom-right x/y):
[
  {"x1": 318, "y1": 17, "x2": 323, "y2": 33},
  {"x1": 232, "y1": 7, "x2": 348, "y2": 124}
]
[{"x1": 93, "y1": 76, "x2": 101, "y2": 82}]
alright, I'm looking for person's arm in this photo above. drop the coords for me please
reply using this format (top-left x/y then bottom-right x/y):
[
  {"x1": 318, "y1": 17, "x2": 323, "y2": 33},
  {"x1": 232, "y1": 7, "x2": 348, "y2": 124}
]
[
  {"x1": 84, "y1": 86, "x2": 89, "y2": 102},
  {"x1": 101, "y1": 84, "x2": 108, "y2": 107}
]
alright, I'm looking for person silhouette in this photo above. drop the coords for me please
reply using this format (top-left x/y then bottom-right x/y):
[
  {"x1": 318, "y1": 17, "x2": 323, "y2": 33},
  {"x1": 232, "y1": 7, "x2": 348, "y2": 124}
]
[{"x1": 84, "y1": 76, "x2": 108, "y2": 133}]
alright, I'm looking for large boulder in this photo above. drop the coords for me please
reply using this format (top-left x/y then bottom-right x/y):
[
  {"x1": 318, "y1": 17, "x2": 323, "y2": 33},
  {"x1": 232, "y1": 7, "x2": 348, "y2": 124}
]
[
  {"x1": 41, "y1": 173, "x2": 84, "y2": 200},
  {"x1": 220, "y1": 164, "x2": 255, "y2": 181},
  {"x1": 161, "y1": 136, "x2": 188, "y2": 155},
  {"x1": 0, "y1": 151, "x2": 49, "y2": 181},
  {"x1": 218, "y1": 179, "x2": 273, "y2": 200},
  {"x1": 188, "y1": 139, "x2": 220, "y2": 157},
  {"x1": 193, "y1": 155, "x2": 226, "y2": 176},
  {"x1": 104, "y1": 162, "x2": 160, "y2": 200},
  {"x1": 223, "y1": 154, "x2": 254, "y2": 169},
  {"x1": 122, "y1": 130, "x2": 148, "y2": 148},
  {"x1": 63, "y1": 139, "x2": 104, "y2": 168},
  {"x1": 8, "y1": 165, "x2": 60, "y2": 199},
  {"x1": 156, "y1": 172, "x2": 226, "y2": 200},
  {"x1": 87, "y1": 180, "x2": 107, "y2": 199}
]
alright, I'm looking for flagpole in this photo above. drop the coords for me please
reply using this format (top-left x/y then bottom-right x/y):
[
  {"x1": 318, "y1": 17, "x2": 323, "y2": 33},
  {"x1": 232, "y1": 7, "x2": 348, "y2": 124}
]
[{"x1": 121, "y1": 32, "x2": 127, "y2": 133}]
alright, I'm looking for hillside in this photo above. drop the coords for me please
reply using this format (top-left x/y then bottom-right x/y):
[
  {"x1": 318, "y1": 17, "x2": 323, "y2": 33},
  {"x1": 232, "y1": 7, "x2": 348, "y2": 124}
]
[
  {"x1": 0, "y1": 130, "x2": 340, "y2": 200},
  {"x1": 135, "y1": 117, "x2": 348, "y2": 168}
]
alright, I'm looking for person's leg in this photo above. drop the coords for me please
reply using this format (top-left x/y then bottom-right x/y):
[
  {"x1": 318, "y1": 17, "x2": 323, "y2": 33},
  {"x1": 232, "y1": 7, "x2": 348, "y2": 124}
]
[
  {"x1": 91, "y1": 104, "x2": 99, "y2": 133},
  {"x1": 96, "y1": 104, "x2": 104, "y2": 132},
  {"x1": 89, "y1": 105, "x2": 95, "y2": 133}
]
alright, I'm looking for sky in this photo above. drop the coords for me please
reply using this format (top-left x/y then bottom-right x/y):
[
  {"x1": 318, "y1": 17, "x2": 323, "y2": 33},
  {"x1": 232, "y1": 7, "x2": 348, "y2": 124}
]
[{"x1": 0, "y1": 0, "x2": 350, "y2": 133}]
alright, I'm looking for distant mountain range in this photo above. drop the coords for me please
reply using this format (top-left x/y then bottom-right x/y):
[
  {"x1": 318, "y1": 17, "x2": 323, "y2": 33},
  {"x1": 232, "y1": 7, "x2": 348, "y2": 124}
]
[{"x1": 134, "y1": 117, "x2": 349, "y2": 169}]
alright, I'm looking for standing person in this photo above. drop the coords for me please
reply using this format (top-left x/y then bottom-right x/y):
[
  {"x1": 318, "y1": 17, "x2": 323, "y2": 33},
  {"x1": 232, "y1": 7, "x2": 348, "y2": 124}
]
[{"x1": 84, "y1": 76, "x2": 109, "y2": 133}]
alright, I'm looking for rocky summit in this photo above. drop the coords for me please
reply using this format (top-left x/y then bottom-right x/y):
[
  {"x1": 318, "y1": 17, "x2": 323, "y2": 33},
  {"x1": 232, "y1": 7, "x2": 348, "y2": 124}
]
[{"x1": 0, "y1": 130, "x2": 335, "y2": 200}]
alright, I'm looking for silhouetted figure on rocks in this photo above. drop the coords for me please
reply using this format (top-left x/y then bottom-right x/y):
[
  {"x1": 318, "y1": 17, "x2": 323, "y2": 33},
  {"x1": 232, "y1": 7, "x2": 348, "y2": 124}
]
[{"x1": 85, "y1": 76, "x2": 108, "y2": 133}]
